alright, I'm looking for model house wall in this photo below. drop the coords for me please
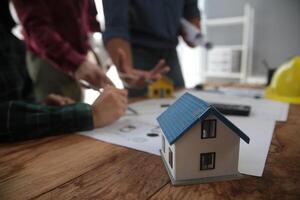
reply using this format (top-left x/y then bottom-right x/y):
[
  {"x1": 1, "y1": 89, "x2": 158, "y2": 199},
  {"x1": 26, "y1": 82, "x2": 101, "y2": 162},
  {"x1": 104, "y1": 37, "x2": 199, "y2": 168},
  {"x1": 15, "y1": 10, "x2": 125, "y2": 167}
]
[
  {"x1": 161, "y1": 114, "x2": 240, "y2": 181},
  {"x1": 161, "y1": 134, "x2": 176, "y2": 178}
]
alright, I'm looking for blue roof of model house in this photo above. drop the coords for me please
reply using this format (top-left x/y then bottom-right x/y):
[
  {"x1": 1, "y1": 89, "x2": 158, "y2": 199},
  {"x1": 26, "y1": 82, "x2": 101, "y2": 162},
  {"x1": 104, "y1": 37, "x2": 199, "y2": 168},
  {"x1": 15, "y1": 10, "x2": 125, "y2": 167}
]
[{"x1": 157, "y1": 93, "x2": 250, "y2": 145}]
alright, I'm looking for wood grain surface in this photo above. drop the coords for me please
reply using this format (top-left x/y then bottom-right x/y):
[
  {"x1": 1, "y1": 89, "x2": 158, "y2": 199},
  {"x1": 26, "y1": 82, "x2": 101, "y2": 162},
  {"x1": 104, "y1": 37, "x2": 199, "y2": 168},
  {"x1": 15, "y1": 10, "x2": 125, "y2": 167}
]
[{"x1": 0, "y1": 104, "x2": 299, "y2": 200}]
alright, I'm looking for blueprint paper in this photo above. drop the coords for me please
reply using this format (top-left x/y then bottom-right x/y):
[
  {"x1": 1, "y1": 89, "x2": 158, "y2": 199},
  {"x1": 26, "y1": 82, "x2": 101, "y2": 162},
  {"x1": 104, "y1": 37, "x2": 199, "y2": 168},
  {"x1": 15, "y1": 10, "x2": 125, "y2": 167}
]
[
  {"x1": 129, "y1": 90, "x2": 289, "y2": 122},
  {"x1": 84, "y1": 89, "x2": 288, "y2": 121},
  {"x1": 176, "y1": 90, "x2": 289, "y2": 122},
  {"x1": 209, "y1": 87, "x2": 265, "y2": 99},
  {"x1": 81, "y1": 117, "x2": 162, "y2": 155},
  {"x1": 81, "y1": 90, "x2": 286, "y2": 177},
  {"x1": 135, "y1": 111, "x2": 276, "y2": 176},
  {"x1": 127, "y1": 99, "x2": 175, "y2": 115},
  {"x1": 81, "y1": 115, "x2": 275, "y2": 177}
]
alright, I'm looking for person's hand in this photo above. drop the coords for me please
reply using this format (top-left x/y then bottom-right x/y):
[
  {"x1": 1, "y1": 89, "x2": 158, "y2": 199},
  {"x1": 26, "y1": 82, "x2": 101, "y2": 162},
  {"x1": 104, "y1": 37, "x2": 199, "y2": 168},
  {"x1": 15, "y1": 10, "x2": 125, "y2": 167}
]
[
  {"x1": 181, "y1": 17, "x2": 201, "y2": 48},
  {"x1": 75, "y1": 60, "x2": 114, "y2": 88},
  {"x1": 181, "y1": 31, "x2": 198, "y2": 48},
  {"x1": 92, "y1": 86, "x2": 128, "y2": 128},
  {"x1": 117, "y1": 49, "x2": 170, "y2": 89},
  {"x1": 43, "y1": 94, "x2": 75, "y2": 106}
]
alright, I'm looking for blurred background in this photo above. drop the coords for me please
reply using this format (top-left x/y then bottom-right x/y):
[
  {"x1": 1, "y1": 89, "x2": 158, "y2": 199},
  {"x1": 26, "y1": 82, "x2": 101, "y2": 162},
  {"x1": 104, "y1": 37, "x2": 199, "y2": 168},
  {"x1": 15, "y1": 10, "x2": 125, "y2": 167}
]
[
  {"x1": 6, "y1": 0, "x2": 300, "y2": 103},
  {"x1": 91, "y1": 0, "x2": 300, "y2": 89}
]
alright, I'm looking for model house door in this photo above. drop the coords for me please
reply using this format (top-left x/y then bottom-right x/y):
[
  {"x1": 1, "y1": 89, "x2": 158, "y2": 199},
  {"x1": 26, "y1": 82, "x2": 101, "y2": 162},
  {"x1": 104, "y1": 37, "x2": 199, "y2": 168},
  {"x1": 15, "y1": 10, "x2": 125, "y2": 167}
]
[{"x1": 159, "y1": 89, "x2": 165, "y2": 98}]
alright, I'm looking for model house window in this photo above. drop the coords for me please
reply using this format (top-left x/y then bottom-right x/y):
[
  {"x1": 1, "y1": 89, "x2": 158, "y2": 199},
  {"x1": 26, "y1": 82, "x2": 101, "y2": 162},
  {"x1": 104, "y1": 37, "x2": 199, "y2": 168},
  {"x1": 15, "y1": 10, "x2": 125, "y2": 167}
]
[
  {"x1": 154, "y1": 89, "x2": 158, "y2": 96},
  {"x1": 162, "y1": 136, "x2": 165, "y2": 153},
  {"x1": 159, "y1": 89, "x2": 165, "y2": 97},
  {"x1": 200, "y1": 152, "x2": 215, "y2": 170},
  {"x1": 169, "y1": 148, "x2": 173, "y2": 169},
  {"x1": 166, "y1": 89, "x2": 170, "y2": 95},
  {"x1": 201, "y1": 119, "x2": 217, "y2": 139}
]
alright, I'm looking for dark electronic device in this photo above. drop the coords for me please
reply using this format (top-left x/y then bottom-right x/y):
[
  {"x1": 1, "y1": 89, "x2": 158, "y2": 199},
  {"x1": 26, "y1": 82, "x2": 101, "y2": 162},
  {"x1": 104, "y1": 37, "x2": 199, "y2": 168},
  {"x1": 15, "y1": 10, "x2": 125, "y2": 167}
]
[{"x1": 211, "y1": 103, "x2": 251, "y2": 116}]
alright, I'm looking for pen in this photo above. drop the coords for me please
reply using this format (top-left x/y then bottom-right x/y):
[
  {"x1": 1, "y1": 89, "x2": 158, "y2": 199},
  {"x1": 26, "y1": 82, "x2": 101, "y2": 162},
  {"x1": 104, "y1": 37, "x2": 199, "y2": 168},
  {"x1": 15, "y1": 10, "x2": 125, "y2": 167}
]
[
  {"x1": 79, "y1": 80, "x2": 103, "y2": 92},
  {"x1": 79, "y1": 80, "x2": 139, "y2": 115}
]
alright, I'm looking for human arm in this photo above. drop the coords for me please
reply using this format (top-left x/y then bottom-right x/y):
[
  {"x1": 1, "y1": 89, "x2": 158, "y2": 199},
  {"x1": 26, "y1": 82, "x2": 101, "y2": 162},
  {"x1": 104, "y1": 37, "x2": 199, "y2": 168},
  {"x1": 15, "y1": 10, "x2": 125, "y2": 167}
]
[
  {"x1": 12, "y1": 0, "x2": 85, "y2": 74},
  {"x1": 87, "y1": 0, "x2": 101, "y2": 33},
  {"x1": 106, "y1": 39, "x2": 169, "y2": 89},
  {"x1": 0, "y1": 87, "x2": 127, "y2": 142},
  {"x1": 183, "y1": 0, "x2": 201, "y2": 20},
  {"x1": 0, "y1": 101, "x2": 93, "y2": 142},
  {"x1": 12, "y1": 0, "x2": 112, "y2": 88},
  {"x1": 102, "y1": 0, "x2": 169, "y2": 88},
  {"x1": 182, "y1": 0, "x2": 201, "y2": 47}
]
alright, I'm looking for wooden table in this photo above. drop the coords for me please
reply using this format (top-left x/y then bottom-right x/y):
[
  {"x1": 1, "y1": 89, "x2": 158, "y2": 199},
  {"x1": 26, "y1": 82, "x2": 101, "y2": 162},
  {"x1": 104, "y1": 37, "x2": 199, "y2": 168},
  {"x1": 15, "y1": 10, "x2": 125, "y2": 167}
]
[{"x1": 0, "y1": 101, "x2": 300, "y2": 200}]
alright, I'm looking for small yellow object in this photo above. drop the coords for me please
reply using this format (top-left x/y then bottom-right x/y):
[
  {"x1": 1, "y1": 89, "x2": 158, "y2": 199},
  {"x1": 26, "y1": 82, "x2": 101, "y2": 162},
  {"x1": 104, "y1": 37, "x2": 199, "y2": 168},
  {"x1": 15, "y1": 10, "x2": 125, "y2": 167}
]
[
  {"x1": 265, "y1": 56, "x2": 300, "y2": 104},
  {"x1": 148, "y1": 76, "x2": 174, "y2": 98}
]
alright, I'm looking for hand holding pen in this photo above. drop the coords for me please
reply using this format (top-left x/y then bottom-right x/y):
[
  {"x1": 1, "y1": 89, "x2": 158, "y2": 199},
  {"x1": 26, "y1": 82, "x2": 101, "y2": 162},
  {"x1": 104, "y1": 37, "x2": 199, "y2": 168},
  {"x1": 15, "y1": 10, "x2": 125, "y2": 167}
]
[
  {"x1": 90, "y1": 86, "x2": 129, "y2": 127},
  {"x1": 79, "y1": 80, "x2": 138, "y2": 115}
]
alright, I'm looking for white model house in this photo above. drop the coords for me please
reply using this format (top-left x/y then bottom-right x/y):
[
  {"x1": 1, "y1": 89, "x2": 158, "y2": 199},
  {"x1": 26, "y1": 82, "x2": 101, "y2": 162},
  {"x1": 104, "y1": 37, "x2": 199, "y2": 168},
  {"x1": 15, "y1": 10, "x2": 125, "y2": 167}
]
[{"x1": 157, "y1": 93, "x2": 250, "y2": 185}]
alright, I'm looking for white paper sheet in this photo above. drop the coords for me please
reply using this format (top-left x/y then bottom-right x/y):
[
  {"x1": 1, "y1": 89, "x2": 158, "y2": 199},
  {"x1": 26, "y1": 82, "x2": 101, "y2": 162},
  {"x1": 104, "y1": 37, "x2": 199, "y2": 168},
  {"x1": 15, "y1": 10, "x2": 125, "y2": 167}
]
[{"x1": 229, "y1": 117, "x2": 276, "y2": 176}]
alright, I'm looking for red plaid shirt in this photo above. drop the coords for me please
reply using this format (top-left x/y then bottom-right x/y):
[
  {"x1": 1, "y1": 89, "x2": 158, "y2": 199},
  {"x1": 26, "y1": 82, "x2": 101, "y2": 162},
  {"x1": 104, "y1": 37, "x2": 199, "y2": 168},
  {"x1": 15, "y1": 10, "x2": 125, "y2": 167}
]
[{"x1": 13, "y1": 0, "x2": 100, "y2": 74}]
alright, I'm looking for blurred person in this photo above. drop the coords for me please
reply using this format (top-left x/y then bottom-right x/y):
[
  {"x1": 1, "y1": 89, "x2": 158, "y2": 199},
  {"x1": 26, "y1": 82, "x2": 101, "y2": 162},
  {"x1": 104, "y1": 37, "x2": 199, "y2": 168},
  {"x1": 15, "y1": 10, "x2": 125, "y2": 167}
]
[
  {"x1": 0, "y1": 0, "x2": 128, "y2": 142},
  {"x1": 0, "y1": 0, "x2": 34, "y2": 102},
  {"x1": 102, "y1": 0, "x2": 201, "y2": 96},
  {"x1": 11, "y1": 0, "x2": 113, "y2": 102}
]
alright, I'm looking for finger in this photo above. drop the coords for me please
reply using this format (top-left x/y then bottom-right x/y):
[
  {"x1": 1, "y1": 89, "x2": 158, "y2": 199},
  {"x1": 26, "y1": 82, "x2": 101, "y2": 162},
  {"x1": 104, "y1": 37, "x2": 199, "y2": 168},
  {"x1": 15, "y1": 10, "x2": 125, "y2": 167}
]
[
  {"x1": 103, "y1": 87, "x2": 126, "y2": 100},
  {"x1": 115, "y1": 96, "x2": 127, "y2": 113},
  {"x1": 103, "y1": 75, "x2": 115, "y2": 87},
  {"x1": 151, "y1": 65, "x2": 170, "y2": 79},
  {"x1": 160, "y1": 65, "x2": 171, "y2": 74},
  {"x1": 113, "y1": 89, "x2": 127, "y2": 103},
  {"x1": 150, "y1": 73, "x2": 162, "y2": 81},
  {"x1": 103, "y1": 85, "x2": 113, "y2": 90},
  {"x1": 84, "y1": 72, "x2": 98, "y2": 88},
  {"x1": 44, "y1": 94, "x2": 65, "y2": 106},
  {"x1": 119, "y1": 73, "x2": 139, "y2": 82},
  {"x1": 122, "y1": 75, "x2": 146, "y2": 89},
  {"x1": 54, "y1": 96, "x2": 72, "y2": 106},
  {"x1": 118, "y1": 95, "x2": 128, "y2": 105},
  {"x1": 111, "y1": 88, "x2": 128, "y2": 97},
  {"x1": 149, "y1": 59, "x2": 166, "y2": 75},
  {"x1": 61, "y1": 100, "x2": 69, "y2": 106},
  {"x1": 63, "y1": 97, "x2": 75, "y2": 105},
  {"x1": 93, "y1": 70, "x2": 114, "y2": 88},
  {"x1": 131, "y1": 77, "x2": 147, "y2": 88},
  {"x1": 149, "y1": 65, "x2": 170, "y2": 82},
  {"x1": 117, "y1": 48, "x2": 129, "y2": 73},
  {"x1": 119, "y1": 98, "x2": 128, "y2": 113},
  {"x1": 117, "y1": 89, "x2": 128, "y2": 97}
]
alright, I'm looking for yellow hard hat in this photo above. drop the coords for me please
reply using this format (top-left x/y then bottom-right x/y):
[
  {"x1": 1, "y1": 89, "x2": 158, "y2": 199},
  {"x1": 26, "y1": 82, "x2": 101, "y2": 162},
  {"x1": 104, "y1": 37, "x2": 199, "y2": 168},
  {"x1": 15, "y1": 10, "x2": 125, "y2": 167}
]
[{"x1": 265, "y1": 56, "x2": 300, "y2": 104}]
